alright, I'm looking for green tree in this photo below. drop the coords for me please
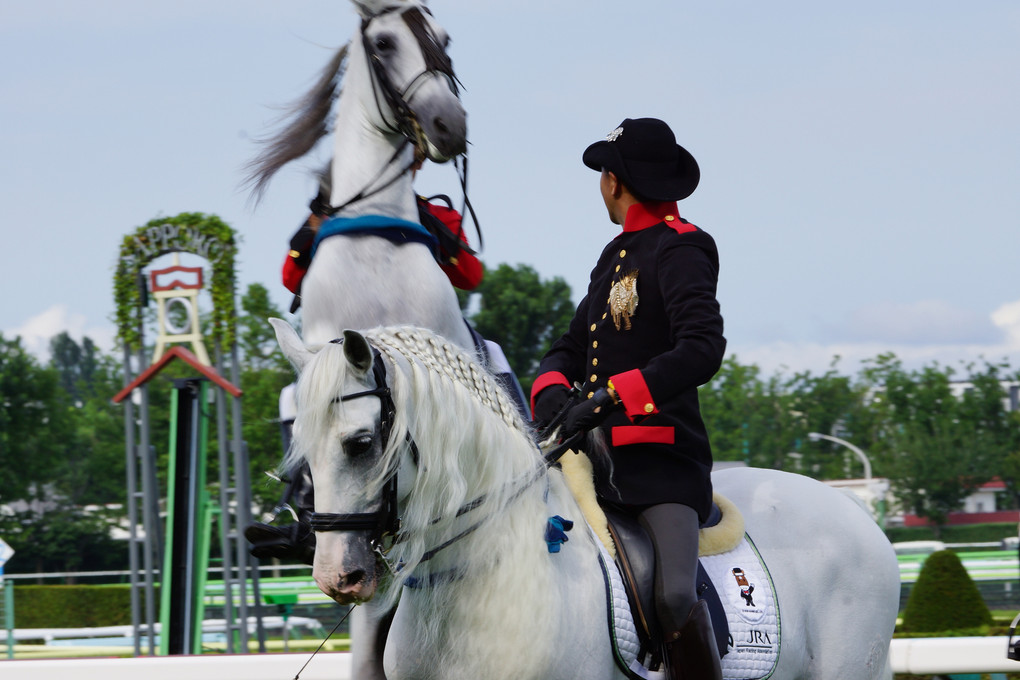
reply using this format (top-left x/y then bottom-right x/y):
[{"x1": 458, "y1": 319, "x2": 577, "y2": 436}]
[
  {"x1": 237, "y1": 284, "x2": 294, "y2": 510},
  {"x1": 50, "y1": 332, "x2": 102, "y2": 405},
  {"x1": 790, "y1": 364, "x2": 884, "y2": 480},
  {"x1": 47, "y1": 333, "x2": 126, "y2": 506},
  {"x1": 0, "y1": 334, "x2": 72, "y2": 503},
  {"x1": 0, "y1": 506, "x2": 126, "y2": 577},
  {"x1": 861, "y1": 355, "x2": 1006, "y2": 533},
  {"x1": 699, "y1": 357, "x2": 795, "y2": 467},
  {"x1": 467, "y1": 263, "x2": 574, "y2": 395},
  {"x1": 237, "y1": 283, "x2": 292, "y2": 373}
]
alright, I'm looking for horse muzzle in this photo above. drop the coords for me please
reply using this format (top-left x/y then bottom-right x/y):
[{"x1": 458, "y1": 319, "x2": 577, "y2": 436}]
[
  {"x1": 313, "y1": 534, "x2": 382, "y2": 604},
  {"x1": 422, "y1": 110, "x2": 467, "y2": 161},
  {"x1": 412, "y1": 80, "x2": 467, "y2": 161}
]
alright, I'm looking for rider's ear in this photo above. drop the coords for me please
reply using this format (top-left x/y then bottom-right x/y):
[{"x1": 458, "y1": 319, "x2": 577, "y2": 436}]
[
  {"x1": 342, "y1": 329, "x2": 374, "y2": 375},
  {"x1": 270, "y1": 317, "x2": 313, "y2": 372}
]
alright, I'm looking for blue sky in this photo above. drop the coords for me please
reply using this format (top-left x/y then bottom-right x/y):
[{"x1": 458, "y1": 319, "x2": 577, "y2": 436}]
[{"x1": 2, "y1": 0, "x2": 1018, "y2": 377}]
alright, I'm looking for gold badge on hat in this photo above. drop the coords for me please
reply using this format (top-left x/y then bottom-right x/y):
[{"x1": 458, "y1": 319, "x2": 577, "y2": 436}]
[{"x1": 609, "y1": 270, "x2": 639, "y2": 330}]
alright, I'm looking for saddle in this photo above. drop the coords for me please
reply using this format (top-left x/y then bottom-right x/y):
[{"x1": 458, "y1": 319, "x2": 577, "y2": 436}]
[
  {"x1": 555, "y1": 451, "x2": 738, "y2": 664},
  {"x1": 603, "y1": 505, "x2": 730, "y2": 658}
]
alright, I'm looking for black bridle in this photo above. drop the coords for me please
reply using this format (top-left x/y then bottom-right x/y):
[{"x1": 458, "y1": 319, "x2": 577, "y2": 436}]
[
  {"x1": 362, "y1": 6, "x2": 460, "y2": 148},
  {"x1": 307, "y1": 342, "x2": 402, "y2": 545},
  {"x1": 306, "y1": 338, "x2": 551, "y2": 572},
  {"x1": 326, "y1": 4, "x2": 481, "y2": 246}
]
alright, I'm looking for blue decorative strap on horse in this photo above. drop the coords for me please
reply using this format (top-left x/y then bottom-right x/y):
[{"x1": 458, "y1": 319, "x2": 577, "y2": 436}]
[
  {"x1": 311, "y1": 215, "x2": 439, "y2": 259},
  {"x1": 545, "y1": 515, "x2": 574, "y2": 553}
]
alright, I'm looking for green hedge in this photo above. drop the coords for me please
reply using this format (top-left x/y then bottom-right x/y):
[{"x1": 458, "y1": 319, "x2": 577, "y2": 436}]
[
  {"x1": 901, "y1": 550, "x2": 992, "y2": 633},
  {"x1": 13, "y1": 585, "x2": 133, "y2": 628},
  {"x1": 886, "y1": 523, "x2": 1016, "y2": 544}
]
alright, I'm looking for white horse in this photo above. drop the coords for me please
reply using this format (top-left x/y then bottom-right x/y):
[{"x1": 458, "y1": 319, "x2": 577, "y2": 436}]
[
  {"x1": 247, "y1": 0, "x2": 473, "y2": 349},
  {"x1": 272, "y1": 318, "x2": 900, "y2": 680}
]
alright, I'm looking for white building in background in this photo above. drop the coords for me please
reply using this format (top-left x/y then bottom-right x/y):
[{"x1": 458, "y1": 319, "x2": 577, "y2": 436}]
[{"x1": 823, "y1": 477, "x2": 892, "y2": 525}]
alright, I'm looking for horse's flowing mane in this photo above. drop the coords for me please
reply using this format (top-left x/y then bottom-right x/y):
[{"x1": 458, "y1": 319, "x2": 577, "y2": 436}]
[
  {"x1": 363, "y1": 327, "x2": 546, "y2": 587},
  {"x1": 244, "y1": 44, "x2": 349, "y2": 202},
  {"x1": 369, "y1": 327, "x2": 561, "y2": 674},
  {"x1": 288, "y1": 326, "x2": 563, "y2": 673}
]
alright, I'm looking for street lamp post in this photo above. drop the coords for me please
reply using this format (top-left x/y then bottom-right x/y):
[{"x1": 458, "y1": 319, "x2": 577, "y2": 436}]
[{"x1": 807, "y1": 432, "x2": 872, "y2": 480}]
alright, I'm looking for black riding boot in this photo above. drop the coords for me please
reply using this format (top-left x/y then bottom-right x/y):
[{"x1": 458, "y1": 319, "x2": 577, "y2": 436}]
[
  {"x1": 244, "y1": 462, "x2": 316, "y2": 565},
  {"x1": 638, "y1": 503, "x2": 722, "y2": 680},
  {"x1": 663, "y1": 600, "x2": 722, "y2": 680}
]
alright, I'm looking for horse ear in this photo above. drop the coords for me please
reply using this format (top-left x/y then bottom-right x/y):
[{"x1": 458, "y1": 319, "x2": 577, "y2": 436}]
[
  {"x1": 270, "y1": 317, "x2": 312, "y2": 372},
  {"x1": 342, "y1": 329, "x2": 374, "y2": 375},
  {"x1": 350, "y1": 0, "x2": 413, "y2": 18},
  {"x1": 349, "y1": 0, "x2": 378, "y2": 19}
]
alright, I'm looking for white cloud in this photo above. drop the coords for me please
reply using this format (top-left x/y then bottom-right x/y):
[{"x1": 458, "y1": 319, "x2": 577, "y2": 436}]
[
  {"x1": 991, "y1": 299, "x2": 1020, "y2": 348},
  {"x1": 729, "y1": 338, "x2": 1020, "y2": 379},
  {"x1": 830, "y1": 299, "x2": 1001, "y2": 346},
  {"x1": 727, "y1": 299, "x2": 1020, "y2": 376},
  {"x1": 6, "y1": 305, "x2": 117, "y2": 362}
]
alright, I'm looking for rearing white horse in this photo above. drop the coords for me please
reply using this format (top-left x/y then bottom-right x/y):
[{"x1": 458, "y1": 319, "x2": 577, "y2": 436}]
[
  {"x1": 272, "y1": 318, "x2": 900, "y2": 680},
  {"x1": 247, "y1": 0, "x2": 474, "y2": 349},
  {"x1": 247, "y1": 3, "x2": 475, "y2": 677}
]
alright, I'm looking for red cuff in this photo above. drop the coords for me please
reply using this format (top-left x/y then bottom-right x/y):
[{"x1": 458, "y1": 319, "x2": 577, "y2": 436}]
[
  {"x1": 530, "y1": 371, "x2": 571, "y2": 414},
  {"x1": 611, "y1": 426, "x2": 675, "y2": 446},
  {"x1": 610, "y1": 369, "x2": 658, "y2": 421}
]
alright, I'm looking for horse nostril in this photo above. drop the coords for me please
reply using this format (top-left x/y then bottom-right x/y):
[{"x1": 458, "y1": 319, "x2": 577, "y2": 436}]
[
  {"x1": 433, "y1": 116, "x2": 450, "y2": 135},
  {"x1": 341, "y1": 570, "x2": 367, "y2": 589}
]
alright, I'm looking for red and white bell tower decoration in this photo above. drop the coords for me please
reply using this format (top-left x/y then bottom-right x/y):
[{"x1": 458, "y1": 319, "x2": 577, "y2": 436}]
[{"x1": 149, "y1": 254, "x2": 211, "y2": 366}]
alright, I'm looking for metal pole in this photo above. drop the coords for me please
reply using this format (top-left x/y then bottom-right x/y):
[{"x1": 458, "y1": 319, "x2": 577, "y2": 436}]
[
  {"x1": 230, "y1": 343, "x2": 266, "y2": 651},
  {"x1": 214, "y1": 344, "x2": 236, "y2": 653},
  {"x1": 138, "y1": 352, "x2": 158, "y2": 654},
  {"x1": 3, "y1": 577, "x2": 13, "y2": 659},
  {"x1": 134, "y1": 276, "x2": 158, "y2": 655},
  {"x1": 122, "y1": 343, "x2": 141, "y2": 656}
]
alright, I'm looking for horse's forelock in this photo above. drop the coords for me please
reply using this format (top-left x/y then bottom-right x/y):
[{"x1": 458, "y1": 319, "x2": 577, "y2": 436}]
[{"x1": 287, "y1": 342, "x2": 355, "y2": 469}]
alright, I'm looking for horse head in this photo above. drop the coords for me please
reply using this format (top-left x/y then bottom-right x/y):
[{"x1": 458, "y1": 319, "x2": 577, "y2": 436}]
[
  {"x1": 244, "y1": 0, "x2": 466, "y2": 204},
  {"x1": 352, "y1": 0, "x2": 467, "y2": 162},
  {"x1": 272, "y1": 318, "x2": 404, "y2": 604}
]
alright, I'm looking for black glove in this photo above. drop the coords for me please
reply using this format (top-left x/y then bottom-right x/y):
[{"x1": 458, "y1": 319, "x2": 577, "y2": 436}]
[
  {"x1": 562, "y1": 388, "x2": 619, "y2": 440},
  {"x1": 533, "y1": 384, "x2": 572, "y2": 431}
]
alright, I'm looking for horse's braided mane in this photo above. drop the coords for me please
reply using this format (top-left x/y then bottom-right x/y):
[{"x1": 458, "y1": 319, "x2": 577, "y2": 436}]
[
  {"x1": 365, "y1": 326, "x2": 529, "y2": 436},
  {"x1": 243, "y1": 43, "x2": 349, "y2": 203}
]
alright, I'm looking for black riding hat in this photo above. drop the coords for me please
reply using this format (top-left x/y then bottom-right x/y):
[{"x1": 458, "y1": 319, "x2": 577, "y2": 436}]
[{"x1": 582, "y1": 118, "x2": 700, "y2": 202}]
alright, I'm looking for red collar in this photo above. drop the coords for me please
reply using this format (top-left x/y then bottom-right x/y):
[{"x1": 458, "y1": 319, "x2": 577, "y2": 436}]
[{"x1": 621, "y1": 201, "x2": 681, "y2": 233}]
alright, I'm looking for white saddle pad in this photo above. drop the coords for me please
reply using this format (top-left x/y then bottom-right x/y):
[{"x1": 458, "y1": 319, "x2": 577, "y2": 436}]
[{"x1": 597, "y1": 530, "x2": 780, "y2": 680}]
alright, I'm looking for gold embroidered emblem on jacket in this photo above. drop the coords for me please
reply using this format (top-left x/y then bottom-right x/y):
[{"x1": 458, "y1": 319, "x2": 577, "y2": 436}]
[{"x1": 609, "y1": 270, "x2": 639, "y2": 330}]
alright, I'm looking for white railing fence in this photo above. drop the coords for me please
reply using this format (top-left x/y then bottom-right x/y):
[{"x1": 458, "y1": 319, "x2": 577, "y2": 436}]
[{"x1": 1, "y1": 639, "x2": 1019, "y2": 679}]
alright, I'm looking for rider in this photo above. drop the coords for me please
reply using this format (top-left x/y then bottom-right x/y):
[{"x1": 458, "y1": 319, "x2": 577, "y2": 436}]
[
  {"x1": 531, "y1": 118, "x2": 726, "y2": 680},
  {"x1": 282, "y1": 175, "x2": 484, "y2": 312}
]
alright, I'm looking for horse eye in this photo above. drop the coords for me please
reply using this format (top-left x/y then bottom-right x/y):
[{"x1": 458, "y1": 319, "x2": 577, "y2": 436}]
[
  {"x1": 374, "y1": 35, "x2": 394, "y2": 52},
  {"x1": 345, "y1": 433, "x2": 375, "y2": 458}
]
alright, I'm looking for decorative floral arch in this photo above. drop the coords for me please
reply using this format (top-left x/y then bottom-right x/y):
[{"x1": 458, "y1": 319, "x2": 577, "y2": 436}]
[{"x1": 114, "y1": 212, "x2": 238, "y2": 349}]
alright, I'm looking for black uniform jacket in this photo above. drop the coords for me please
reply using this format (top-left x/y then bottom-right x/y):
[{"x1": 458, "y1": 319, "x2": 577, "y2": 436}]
[{"x1": 533, "y1": 201, "x2": 725, "y2": 519}]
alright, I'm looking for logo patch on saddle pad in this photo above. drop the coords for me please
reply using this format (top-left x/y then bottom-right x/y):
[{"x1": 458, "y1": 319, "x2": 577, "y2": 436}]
[{"x1": 701, "y1": 536, "x2": 780, "y2": 678}]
